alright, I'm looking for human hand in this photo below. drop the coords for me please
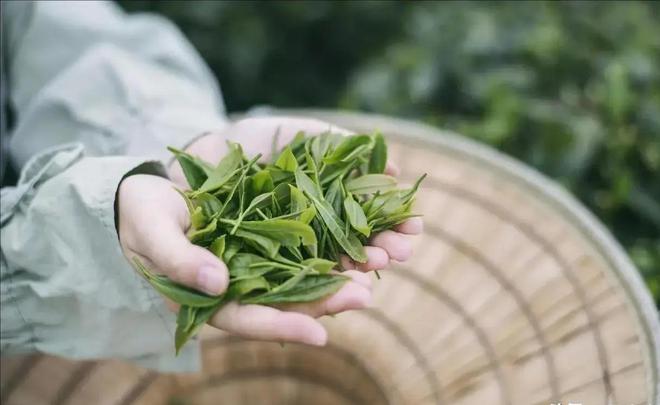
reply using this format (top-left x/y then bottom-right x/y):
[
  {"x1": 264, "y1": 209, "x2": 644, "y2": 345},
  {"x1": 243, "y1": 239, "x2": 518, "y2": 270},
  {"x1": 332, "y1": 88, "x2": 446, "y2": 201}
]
[
  {"x1": 171, "y1": 116, "x2": 424, "y2": 272},
  {"x1": 119, "y1": 117, "x2": 422, "y2": 346},
  {"x1": 117, "y1": 173, "x2": 379, "y2": 345}
]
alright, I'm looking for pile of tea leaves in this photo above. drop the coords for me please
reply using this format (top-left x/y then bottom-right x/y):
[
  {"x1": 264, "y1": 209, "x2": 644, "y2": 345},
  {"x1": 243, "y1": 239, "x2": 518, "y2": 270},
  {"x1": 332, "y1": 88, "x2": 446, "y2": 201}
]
[{"x1": 134, "y1": 131, "x2": 425, "y2": 353}]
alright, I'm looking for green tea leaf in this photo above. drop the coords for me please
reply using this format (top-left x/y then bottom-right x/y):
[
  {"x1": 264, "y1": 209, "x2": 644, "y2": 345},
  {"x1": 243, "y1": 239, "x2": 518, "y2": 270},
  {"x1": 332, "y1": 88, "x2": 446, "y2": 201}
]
[
  {"x1": 319, "y1": 161, "x2": 359, "y2": 187},
  {"x1": 310, "y1": 133, "x2": 333, "y2": 164},
  {"x1": 233, "y1": 218, "x2": 317, "y2": 247},
  {"x1": 134, "y1": 258, "x2": 222, "y2": 307},
  {"x1": 346, "y1": 174, "x2": 397, "y2": 195},
  {"x1": 216, "y1": 154, "x2": 262, "y2": 217},
  {"x1": 190, "y1": 206, "x2": 206, "y2": 229},
  {"x1": 177, "y1": 305, "x2": 195, "y2": 333},
  {"x1": 325, "y1": 235, "x2": 341, "y2": 263},
  {"x1": 189, "y1": 217, "x2": 218, "y2": 244},
  {"x1": 222, "y1": 237, "x2": 243, "y2": 263},
  {"x1": 371, "y1": 213, "x2": 421, "y2": 233},
  {"x1": 243, "y1": 192, "x2": 274, "y2": 217},
  {"x1": 175, "y1": 303, "x2": 222, "y2": 354},
  {"x1": 241, "y1": 274, "x2": 348, "y2": 304},
  {"x1": 297, "y1": 170, "x2": 367, "y2": 262},
  {"x1": 270, "y1": 265, "x2": 312, "y2": 293},
  {"x1": 289, "y1": 131, "x2": 307, "y2": 151},
  {"x1": 289, "y1": 185, "x2": 316, "y2": 224},
  {"x1": 174, "y1": 188, "x2": 194, "y2": 214},
  {"x1": 195, "y1": 193, "x2": 223, "y2": 218},
  {"x1": 304, "y1": 141, "x2": 322, "y2": 186},
  {"x1": 175, "y1": 305, "x2": 195, "y2": 354},
  {"x1": 251, "y1": 170, "x2": 274, "y2": 195},
  {"x1": 234, "y1": 228, "x2": 281, "y2": 258},
  {"x1": 401, "y1": 173, "x2": 427, "y2": 202},
  {"x1": 231, "y1": 192, "x2": 274, "y2": 233},
  {"x1": 209, "y1": 235, "x2": 226, "y2": 258},
  {"x1": 364, "y1": 190, "x2": 402, "y2": 219},
  {"x1": 299, "y1": 205, "x2": 316, "y2": 225},
  {"x1": 317, "y1": 223, "x2": 328, "y2": 258},
  {"x1": 268, "y1": 168, "x2": 294, "y2": 184},
  {"x1": 367, "y1": 174, "x2": 423, "y2": 223},
  {"x1": 196, "y1": 143, "x2": 243, "y2": 193},
  {"x1": 275, "y1": 146, "x2": 298, "y2": 172},
  {"x1": 344, "y1": 195, "x2": 371, "y2": 237},
  {"x1": 167, "y1": 146, "x2": 214, "y2": 175},
  {"x1": 289, "y1": 185, "x2": 308, "y2": 212},
  {"x1": 324, "y1": 178, "x2": 344, "y2": 216},
  {"x1": 369, "y1": 132, "x2": 387, "y2": 174},
  {"x1": 295, "y1": 167, "x2": 322, "y2": 200},
  {"x1": 284, "y1": 245, "x2": 304, "y2": 262},
  {"x1": 229, "y1": 253, "x2": 269, "y2": 276},
  {"x1": 323, "y1": 135, "x2": 372, "y2": 164},
  {"x1": 301, "y1": 258, "x2": 336, "y2": 274},
  {"x1": 271, "y1": 183, "x2": 291, "y2": 214},
  {"x1": 340, "y1": 144, "x2": 371, "y2": 163},
  {"x1": 227, "y1": 276, "x2": 270, "y2": 298},
  {"x1": 173, "y1": 153, "x2": 208, "y2": 190}
]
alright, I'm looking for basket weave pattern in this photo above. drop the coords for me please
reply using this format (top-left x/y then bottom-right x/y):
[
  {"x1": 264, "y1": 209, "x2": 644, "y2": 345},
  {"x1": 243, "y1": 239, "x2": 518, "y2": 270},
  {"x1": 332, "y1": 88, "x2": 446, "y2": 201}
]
[{"x1": 1, "y1": 111, "x2": 657, "y2": 405}]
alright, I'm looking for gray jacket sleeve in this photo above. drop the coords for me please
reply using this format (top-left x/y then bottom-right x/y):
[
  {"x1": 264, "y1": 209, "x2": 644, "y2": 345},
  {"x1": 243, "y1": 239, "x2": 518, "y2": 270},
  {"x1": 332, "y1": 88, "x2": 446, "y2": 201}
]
[{"x1": 1, "y1": 1, "x2": 227, "y2": 371}]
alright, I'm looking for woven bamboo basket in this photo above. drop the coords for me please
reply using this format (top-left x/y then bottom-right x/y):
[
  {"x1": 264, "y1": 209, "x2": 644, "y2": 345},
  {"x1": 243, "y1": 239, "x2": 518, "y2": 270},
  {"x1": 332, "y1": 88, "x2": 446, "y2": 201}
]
[{"x1": 1, "y1": 110, "x2": 658, "y2": 405}]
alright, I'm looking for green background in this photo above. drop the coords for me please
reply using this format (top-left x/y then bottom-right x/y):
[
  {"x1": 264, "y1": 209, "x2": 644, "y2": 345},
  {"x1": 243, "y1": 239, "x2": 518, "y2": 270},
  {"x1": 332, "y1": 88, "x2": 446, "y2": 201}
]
[{"x1": 119, "y1": 1, "x2": 659, "y2": 306}]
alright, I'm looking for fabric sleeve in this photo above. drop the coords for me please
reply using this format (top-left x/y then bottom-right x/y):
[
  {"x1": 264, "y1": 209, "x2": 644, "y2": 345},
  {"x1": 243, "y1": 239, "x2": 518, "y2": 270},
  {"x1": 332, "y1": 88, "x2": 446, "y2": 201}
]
[
  {"x1": 1, "y1": 145, "x2": 202, "y2": 371},
  {"x1": 0, "y1": 1, "x2": 229, "y2": 371},
  {"x1": 4, "y1": 0, "x2": 227, "y2": 166}
]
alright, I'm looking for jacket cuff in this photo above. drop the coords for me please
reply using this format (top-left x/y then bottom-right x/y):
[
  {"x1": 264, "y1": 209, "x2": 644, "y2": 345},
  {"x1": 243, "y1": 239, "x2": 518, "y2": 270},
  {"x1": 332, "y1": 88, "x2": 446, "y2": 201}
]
[{"x1": 1, "y1": 144, "x2": 201, "y2": 371}]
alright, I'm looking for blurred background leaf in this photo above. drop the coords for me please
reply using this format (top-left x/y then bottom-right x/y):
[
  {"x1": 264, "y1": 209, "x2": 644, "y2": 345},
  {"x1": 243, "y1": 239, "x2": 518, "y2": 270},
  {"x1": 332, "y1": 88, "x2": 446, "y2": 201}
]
[{"x1": 119, "y1": 0, "x2": 659, "y2": 306}]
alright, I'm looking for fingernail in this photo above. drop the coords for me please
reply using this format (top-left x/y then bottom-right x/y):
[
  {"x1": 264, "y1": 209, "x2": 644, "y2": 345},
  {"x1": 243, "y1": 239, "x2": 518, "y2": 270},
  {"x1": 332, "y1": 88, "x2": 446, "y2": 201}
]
[
  {"x1": 356, "y1": 289, "x2": 373, "y2": 309},
  {"x1": 198, "y1": 266, "x2": 225, "y2": 295},
  {"x1": 411, "y1": 217, "x2": 424, "y2": 234},
  {"x1": 390, "y1": 237, "x2": 412, "y2": 262},
  {"x1": 307, "y1": 328, "x2": 327, "y2": 346},
  {"x1": 366, "y1": 293, "x2": 374, "y2": 308}
]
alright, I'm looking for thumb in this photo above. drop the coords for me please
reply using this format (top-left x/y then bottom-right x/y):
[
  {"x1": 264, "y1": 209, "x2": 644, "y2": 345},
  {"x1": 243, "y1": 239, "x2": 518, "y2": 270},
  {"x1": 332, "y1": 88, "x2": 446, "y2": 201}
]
[
  {"x1": 119, "y1": 174, "x2": 229, "y2": 296},
  {"x1": 141, "y1": 224, "x2": 229, "y2": 296}
]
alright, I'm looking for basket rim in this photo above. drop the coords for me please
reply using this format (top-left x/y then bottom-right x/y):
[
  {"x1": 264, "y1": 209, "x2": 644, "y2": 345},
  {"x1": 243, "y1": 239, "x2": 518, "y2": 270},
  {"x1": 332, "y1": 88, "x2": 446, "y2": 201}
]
[{"x1": 239, "y1": 108, "x2": 660, "y2": 402}]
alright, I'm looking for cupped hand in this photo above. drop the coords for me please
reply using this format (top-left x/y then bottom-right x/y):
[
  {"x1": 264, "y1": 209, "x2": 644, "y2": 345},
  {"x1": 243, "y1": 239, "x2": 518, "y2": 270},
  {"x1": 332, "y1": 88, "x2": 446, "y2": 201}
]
[
  {"x1": 171, "y1": 116, "x2": 423, "y2": 272},
  {"x1": 119, "y1": 117, "x2": 422, "y2": 346},
  {"x1": 117, "y1": 173, "x2": 376, "y2": 345}
]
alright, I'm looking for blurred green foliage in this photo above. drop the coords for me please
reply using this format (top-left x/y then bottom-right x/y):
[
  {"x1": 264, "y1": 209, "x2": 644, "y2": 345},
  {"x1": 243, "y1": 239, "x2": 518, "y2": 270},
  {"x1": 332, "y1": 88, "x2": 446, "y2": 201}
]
[{"x1": 119, "y1": 1, "x2": 659, "y2": 306}]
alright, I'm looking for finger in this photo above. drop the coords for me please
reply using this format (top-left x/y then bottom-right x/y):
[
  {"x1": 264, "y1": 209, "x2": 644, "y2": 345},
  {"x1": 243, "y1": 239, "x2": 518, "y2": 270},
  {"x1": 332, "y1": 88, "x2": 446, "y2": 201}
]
[
  {"x1": 370, "y1": 230, "x2": 413, "y2": 262},
  {"x1": 224, "y1": 117, "x2": 352, "y2": 161},
  {"x1": 338, "y1": 270, "x2": 373, "y2": 290},
  {"x1": 211, "y1": 301, "x2": 327, "y2": 346},
  {"x1": 385, "y1": 160, "x2": 401, "y2": 176},
  {"x1": 119, "y1": 175, "x2": 229, "y2": 296},
  {"x1": 168, "y1": 164, "x2": 189, "y2": 190},
  {"x1": 276, "y1": 271, "x2": 372, "y2": 317},
  {"x1": 340, "y1": 246, "x2": 389, "y2": 272},
  {"x1": 139, "y1": 222, "x2": 229, "y2": 296},
  {"x1": 169, "y1": 133, "x2": 229, "y2": 189},
  {"x1": 394, "y1": 217, "x2": 424, "y2": 235},
  {"x1": 130, "y1": 254, "x2": 184, "y2": 312}
]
